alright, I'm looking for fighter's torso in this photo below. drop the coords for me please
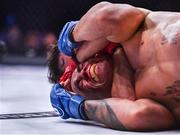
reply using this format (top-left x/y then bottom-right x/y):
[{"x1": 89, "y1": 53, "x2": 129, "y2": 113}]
[{"x1": 123, "y1": 12, "x2": 180, "y2": 119}]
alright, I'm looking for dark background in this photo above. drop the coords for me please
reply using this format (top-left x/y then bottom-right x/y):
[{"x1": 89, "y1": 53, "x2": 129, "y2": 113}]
[
  {"x1": 1, "y1": 0, "x2": 180, "y2": 34},
  {"x1": 0, "y1": 0, "x2": 180, "y2": 64}
]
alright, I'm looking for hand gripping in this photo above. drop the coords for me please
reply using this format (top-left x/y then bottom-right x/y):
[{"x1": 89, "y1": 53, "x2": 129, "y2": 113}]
[{"x1": 58, "y1": 21, "x2": 79, "y2": 56}]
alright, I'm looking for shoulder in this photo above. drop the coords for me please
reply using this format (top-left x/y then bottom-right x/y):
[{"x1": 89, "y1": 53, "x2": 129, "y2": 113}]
[
  {"x1": 144, "y1": 11, "x2": 180, "y2": 29},
  {"x1": 98, "y1": 3, "x2": 150, "y2": 17}
]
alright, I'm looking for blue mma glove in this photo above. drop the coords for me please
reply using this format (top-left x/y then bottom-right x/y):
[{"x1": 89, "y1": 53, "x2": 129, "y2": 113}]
[
  {"x1": 58, "y1": 21, "x2": 79, "y2": 57},
  {"x1": 50, "y1": 83, "x2": 88, "y2": 120}
]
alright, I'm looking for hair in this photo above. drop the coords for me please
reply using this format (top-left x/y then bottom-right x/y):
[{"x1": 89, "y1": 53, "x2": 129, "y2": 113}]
[{"x1": 47, "y1": 44, "x2": 63, "y2": 83}]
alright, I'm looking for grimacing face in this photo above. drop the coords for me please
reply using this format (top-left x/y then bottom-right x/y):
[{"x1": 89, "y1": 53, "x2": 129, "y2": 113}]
[{"x1": 71, "y1": 54, "x2": 113, "y2": 99}]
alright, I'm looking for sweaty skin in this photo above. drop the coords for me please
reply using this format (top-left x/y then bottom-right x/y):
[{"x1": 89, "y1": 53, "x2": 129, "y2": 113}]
[
  {"x1": 69, "y1": 2, "x2": 180, "y2": 131},
  {"x1": 123, "y1": 12, "x2": 180, "y2": 122}
]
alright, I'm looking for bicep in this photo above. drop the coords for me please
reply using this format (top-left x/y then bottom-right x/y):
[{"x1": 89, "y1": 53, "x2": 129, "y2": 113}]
[
  {"x1": 73, "y1": 3, "x2": 146, "y2": 43},
  {"x1": 97, "y1": 4, "x2": 146, "y2": 42}
]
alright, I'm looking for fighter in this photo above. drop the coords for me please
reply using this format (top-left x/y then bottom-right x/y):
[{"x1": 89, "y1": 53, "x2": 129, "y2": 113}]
[{"x1": 48, "y1": 2, "x2": 180, "y2": 131}]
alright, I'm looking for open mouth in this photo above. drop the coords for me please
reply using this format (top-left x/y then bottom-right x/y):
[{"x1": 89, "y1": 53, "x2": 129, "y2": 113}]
[{"x1": 89, "y1": 64, "x2": 99, "y2": 82}]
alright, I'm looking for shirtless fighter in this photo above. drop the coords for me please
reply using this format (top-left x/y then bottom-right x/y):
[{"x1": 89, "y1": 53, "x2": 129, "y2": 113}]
[{"x1": 49, "y1": 2, "x2": 180, "y2": 131}]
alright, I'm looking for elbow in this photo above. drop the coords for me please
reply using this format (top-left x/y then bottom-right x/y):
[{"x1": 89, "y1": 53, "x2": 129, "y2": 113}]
[
  {"x1": 125, "y1": 103, "x2": 175, "y2": 131},
  {"x1": 126, "y1": 105, "x2": 153, "y2": 131}
]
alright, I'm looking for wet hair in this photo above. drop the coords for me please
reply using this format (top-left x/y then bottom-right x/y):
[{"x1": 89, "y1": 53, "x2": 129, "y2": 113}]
[{"x1": 47, "y1": 44, "x2": 63, "y2": 83}]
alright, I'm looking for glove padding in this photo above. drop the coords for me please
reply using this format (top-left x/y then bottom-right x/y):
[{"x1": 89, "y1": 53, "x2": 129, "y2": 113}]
[
  {"x1": 58, "y1": 21, "x2": 79, "y2": 56},
  {"x1": 50, "y1": 83, "x2": 88, "y2": 120}
]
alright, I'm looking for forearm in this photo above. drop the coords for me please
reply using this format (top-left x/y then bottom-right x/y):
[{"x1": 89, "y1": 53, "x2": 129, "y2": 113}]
[
  {"x1": 84, "y1": 98, "x2": 127, "y2": 130},
  {"x1": 76, "y1": 38, "x2": 109, "y2": 63},
  {"x1": 84, "y1": 98, "x2": 175, "y2": 131}
]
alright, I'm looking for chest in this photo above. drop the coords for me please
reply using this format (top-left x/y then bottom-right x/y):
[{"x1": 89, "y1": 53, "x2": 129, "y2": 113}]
[
  {"x1": 122, "y1": 28, "x2": 156, "y2": 70},
  {"x1": 123, "y1": 21, "x2": 180, "y2": 104},
  {"x1": 135, "y1": 62, "x2": 180, "y2": 106},
  {"x1": 123, "y1": 22, "x2": 180, "y2": 70}
]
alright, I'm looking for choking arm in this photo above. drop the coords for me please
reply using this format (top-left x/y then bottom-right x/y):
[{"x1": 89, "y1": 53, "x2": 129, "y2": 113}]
[
  {"x1": 84, "y1": 98, "x2": 175, "y2": 131},
  {"x1": 74, "y1": 2, "x2": 148, "y2": 62}
]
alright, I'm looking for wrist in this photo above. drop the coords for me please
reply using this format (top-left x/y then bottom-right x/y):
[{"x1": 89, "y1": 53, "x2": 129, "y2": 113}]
[
  {"x1": 79, "y1": 102, "x2": 89, "y2": 120},
  {"x1": 69, "y1": 95, "x2": 88, "y2": 120}
]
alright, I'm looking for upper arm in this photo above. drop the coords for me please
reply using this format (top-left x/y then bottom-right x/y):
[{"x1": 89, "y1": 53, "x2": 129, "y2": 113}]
[
  {"x1": 73, "y1": 2, "x2": 148, "y2": 42},
  {"x1": 96, "y1": 4, "x2": 148, "y2": 42}
]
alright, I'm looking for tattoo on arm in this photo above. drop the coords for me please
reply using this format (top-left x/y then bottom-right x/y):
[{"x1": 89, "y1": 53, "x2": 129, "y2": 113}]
[
  {"x1": 163, "y1": 80, "x2": 180, "y2": 103},
  {"x1": 84, "y1": 100, "x2": 126, "y2": 130}
]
